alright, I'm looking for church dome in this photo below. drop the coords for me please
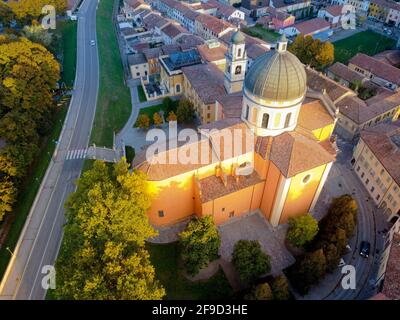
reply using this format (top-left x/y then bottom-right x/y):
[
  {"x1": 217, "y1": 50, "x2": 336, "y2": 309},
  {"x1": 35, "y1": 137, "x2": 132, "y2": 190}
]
[
  {"x1": 244, "y1": 36, "x2": 306, "y2": 105},
  {"x1": 231, "y1": 30, "x2": 245, "y2": 44}
]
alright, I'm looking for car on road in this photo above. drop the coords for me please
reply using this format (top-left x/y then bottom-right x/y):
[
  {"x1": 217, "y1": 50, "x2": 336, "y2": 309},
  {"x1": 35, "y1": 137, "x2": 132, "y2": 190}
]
[
  {"x1": 90, "y1": 40, "x2": 96, "y2": 46},
  {"x1": 359, "y1": 241, "x2": 371, "y2": 258}
]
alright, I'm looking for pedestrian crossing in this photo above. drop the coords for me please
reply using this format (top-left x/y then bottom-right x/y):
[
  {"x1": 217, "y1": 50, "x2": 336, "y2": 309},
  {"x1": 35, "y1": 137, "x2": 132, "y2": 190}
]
[{"x1": 65, "y1": 148, "x2": 88, "y2": 160}]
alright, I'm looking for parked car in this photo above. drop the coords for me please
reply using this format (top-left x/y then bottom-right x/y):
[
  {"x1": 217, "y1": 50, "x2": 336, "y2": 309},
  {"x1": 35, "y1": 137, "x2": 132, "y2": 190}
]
[
  {"x1": 359, "y1": 241, "x2": 371, "y2": 258},
  {"x1": 90, "y1": 40, "x2": 96, "y2": 46}
]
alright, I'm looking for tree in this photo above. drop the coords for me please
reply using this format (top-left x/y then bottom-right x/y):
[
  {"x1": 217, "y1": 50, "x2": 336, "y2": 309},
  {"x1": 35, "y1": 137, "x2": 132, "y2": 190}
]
[
  {"x1": 153, "y1": 112, "x2": 163, "y2": 127},
  {"x1": 54, "y1": 160, "x2": 165, "y2": 299},
  {"x1": 167, "y1": 111, "x2": 177, "y2": 122},
  {"x1": 22, "y1": 23, "x2": 53, "y2": 48},
  {"x1": 179, "y1": 216, "x2": 220, "y2": 276},
  {"x1": 271, "y1": 275, "x2": 291, "y2": 300},
  {"x1": 162, "y1": 97, "x2": 174, "y2": 113},
  {"x1": 176, "y1": 98, "x2": 195, "y2": 123},
  {"x1": 136, "y1": 114, "x2": 150, "y2": 130},
  {"x1": 232, "y1": 240, "x2": 271, "y2": 283},
  {"x1": 253, "y1": 283, "x2": 273, "y2": 300},
  {"x1": 0, "y1": 178, "x2": 16, "y2": 221},
  {"x1": 6, "y1": 0, "x2": 67, "y2": 22},
  {"x1": 289, "y1": 34, "x2": 334, "y2": 69},
  {"x1": 289, "y1": 249, "x2": 327, "y2": 294},
  {"x1": 286, "y1": 215, "x2": 319, "y2": 247},
  {"x1": 0, "y1": 3, "x2": 15, "y2": 27}
]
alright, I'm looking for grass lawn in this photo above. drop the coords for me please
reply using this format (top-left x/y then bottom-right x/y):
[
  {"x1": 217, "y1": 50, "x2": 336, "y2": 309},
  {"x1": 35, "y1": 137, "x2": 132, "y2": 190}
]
[
  {"x1": 243, "y1": 25, "x2": 280, "y2": 43},
  {"x1": 137, "y1": 85, "x2": 147, "y2": 103},
  {"x1": 57, "y1": 20, "x2": 77, "y2": 87},
  {"x1": 146, "y1": 242, "x2": 233, "y2": 300},
  {"x1": 91, "y1": 0, "x2": 131, "y2": 147},
  {"x1": 0, "y1": 97, "x2": 70, "y2": 280},
  {"x1": 333, "y1": 30, "x2": 396, "y2": 64}
]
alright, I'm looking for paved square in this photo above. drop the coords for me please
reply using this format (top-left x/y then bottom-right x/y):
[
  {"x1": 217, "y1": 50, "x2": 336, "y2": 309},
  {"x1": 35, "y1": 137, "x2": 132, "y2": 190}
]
[{"x1": 218, "y1": 211, "x2": 295, "y2": 276}]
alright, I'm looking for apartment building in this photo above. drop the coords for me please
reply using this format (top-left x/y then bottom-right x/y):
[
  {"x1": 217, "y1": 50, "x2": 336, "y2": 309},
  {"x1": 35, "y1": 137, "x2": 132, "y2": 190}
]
[
  {"x1": 352, "y1": 121, "x2": 400, "y2": 222},
  {"x1": 195, "y1": 13, "x2": 235, "y2": 40}
]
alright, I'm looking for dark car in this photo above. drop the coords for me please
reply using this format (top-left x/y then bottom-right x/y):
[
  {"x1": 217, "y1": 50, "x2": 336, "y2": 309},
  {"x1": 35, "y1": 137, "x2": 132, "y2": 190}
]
[{"x1": 359, "y1": 241, "x2": 371, "y2": 258}]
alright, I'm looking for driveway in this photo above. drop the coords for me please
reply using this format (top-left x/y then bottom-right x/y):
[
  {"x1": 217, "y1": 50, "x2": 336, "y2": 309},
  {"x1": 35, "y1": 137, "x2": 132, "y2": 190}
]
[{"x1": 218, "y1": 211, "x2": 295, "y2": 276}]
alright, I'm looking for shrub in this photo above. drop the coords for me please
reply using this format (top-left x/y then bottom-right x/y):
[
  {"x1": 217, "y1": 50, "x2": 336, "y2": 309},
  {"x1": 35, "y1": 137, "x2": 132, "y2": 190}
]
[
  {"x1": 153, "y1": 112, "x2": 163, "y2": 127},
  {"x1": 136, "y1": 113, "x2": 150, "y2": 130},
  {"x1": 232, "y1": 240, "x2": 271, "y2": 283},
  {"x1": 271, "y1": 275, "x2": 291, "y2": 300}
]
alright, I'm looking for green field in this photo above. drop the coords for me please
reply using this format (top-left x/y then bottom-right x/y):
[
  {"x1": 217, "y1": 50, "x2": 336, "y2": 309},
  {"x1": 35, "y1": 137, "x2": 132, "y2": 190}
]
[
  {"x1": 243, "y1": 25, "x2": 280, "y2": 43},
  {"x1": 0, "y1": 97, "x2": 71, "y2": 280},
  {"x1": 137, "y1": 85, "x2": 147, "y2": 102},
  {"x1": 58, "y1": 20, "x2": 78, "y2": 87},
  {"x1": 333, "y1": 30, "x2": 396, "y2": 64},
  {"x1": 90, "y1": 0, "x2": 131, "y2": 147},
  {"x1": 146, "y1": 242, "x2": 233, "y2": 300}
]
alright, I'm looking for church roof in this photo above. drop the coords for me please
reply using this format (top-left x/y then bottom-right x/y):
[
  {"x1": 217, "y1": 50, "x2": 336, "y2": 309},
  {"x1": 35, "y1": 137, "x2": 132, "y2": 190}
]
[{"x1": 244, "y1": 44, "x2": 307, "y2": 104}]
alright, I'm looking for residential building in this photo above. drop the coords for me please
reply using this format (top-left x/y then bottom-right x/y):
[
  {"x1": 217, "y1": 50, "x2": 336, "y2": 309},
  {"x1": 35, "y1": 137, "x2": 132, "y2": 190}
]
[
  {"x1": 352, "y1": 121, "x2": 400, "y2": 222},
  {"x1": 133, "y1": 36, "x2": 337, "y2": 228},
  {"x1": 270, "y1": 0, "x2": 312, "y2": 18},
  {"x1": 368, "y1": 0, "x2": 400, "y2": 25},
  {"x1": 374, "y1": 50, "x2": 400, "y2": 67},
  {"x1": 160, "y1": 23, "x2": 190, "y2": 44},
  {"x1": 183, "y1": 63, "x2": 227, "y2": 123},
  {"x1": 197, "y1": 40, "x2": 228, "y2": 71},
  {"x1": 195, "y1": 13, "x2": 235, "y2": 40},
  {"x1": 284, "y1": 17, "x2": 332, "y2": 40},
  {"x1": 128, "y1": 53, "x2": 149, "y2": 79},
  {"x1": 159, "y1": 49, "x2": 202, "y2": 96},
  {"x1": 349, "y1": 53, "x2": 400, "y2": 90},
  {"x1": 257, "y1": 7, "x2": 296, "y2": 31},
  {"x1": 317, "y1": 5, "x2": 346, "y2": 28},
  {"x1": 327, "y1": 61, "x2": 367, "y2": 87}
]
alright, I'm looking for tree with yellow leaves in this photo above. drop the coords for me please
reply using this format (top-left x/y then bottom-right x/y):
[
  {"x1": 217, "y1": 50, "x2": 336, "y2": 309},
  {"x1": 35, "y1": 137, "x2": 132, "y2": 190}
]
[
  {"x1": 5, "y1": 0, "x2": 67, "y2": 22},
  {"x1": 153, "y1": 112, "x2": 163, "y2": 127},
  {"x1": 167, "y1": 111, "x2": 177, "y2": 122},
  {"x1": 54, "y1": 160, "x2": 165, "y2": 300},
  {"x1": 135, "y1": 113, "x2": 150, "y2": 130}
]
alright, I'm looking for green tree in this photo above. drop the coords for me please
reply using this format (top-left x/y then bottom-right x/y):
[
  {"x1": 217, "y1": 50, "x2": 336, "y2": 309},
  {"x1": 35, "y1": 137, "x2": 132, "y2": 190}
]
[
  {"x1": 179, "y1": 216, "x2": 220, "y2": 276},
  {"x1": 22, "y1": 23, "x2": 53, "y2": 48},
  {"x1": 232, "y1": 240, "x2": 271, "y2": 283},
  {"x1": 176, "y1": 98, "x2": 195, "y2": 123},
  {"x1": 54, "y1": 160, "x2": 165, "y2": 299},
  {"x1": 286, "y1": 214, "x2": 319, "y2": 247},
  {"x1": 271, "y1": 275, "x2": 291, "y2": 300},
  {"x1": 162, "y1": 97, "x2": 174, "y2": 113},
  {"x1": 136, "y1": 114, "x2": 150, "y2": 130}
]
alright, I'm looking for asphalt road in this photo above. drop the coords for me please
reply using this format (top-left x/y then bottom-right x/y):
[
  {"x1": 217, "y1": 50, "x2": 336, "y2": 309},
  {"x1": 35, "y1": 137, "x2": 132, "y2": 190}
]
[
  {"x1": 323, "y1": 139, "x2": 387, "y2": 300},
  {"x1": 0, "y1": 0, "x2": 99, "y2": 300}
]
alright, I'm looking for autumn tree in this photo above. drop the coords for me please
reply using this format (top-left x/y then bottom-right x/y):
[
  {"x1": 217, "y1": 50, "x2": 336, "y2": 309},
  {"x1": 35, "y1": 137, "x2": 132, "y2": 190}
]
[
  {"x1": 286, "y1": 214, "x2": 319, "y2": 247},
  {"x1": 179, "y1": 216, "x2": 220, "y2": 276},
  {"x1": 176, "y1": 98, "x2": 195, "y2": 123},
  {"x1": 167, "y1": 111, "x2": 177, "y2": 122},
  {"x1": 136, "y1": 114, "x2": 150, "y2": 130},
  {"x1": 153, "y1": 112, "x2": 163, "y2": 127},
  {"x1": 232, "y1": 240, "x2": 271, "y2": 283},
  {"x1": 0, "y1": 3, "x2": 15, "y2": 27},
  {"x1": 248, "y1": 283, "x2": 274, "y2": 300},
  {"x1": 289, "y1": 34, "x2": 334, "y2": 69},
  {"x1": 0, "y1": 177, "x2": 16, "y2": 221},
  {"x1": 6, "y1": 0, "x2": 67, "y2": 22},
  {"x1": 54, "y1": 160, "x2": 165, "y2": 300},
  {"x1": 22, "y1": 23, "x2": 53, "y2": 48},
  {"x1": 271, "y1": 275, "x2": 291, "y2": 300}
]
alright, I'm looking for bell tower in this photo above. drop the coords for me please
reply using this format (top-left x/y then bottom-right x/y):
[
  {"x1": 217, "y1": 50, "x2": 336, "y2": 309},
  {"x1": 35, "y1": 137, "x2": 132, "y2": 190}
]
[{"x1": 224, "y1": 31, "x2": 247, "y2": 94}]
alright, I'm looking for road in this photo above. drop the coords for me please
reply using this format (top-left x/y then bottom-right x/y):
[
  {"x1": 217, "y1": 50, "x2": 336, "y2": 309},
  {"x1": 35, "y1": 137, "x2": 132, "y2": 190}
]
[{"x1": 0, "y1": 0, "x2": 99, "y2": 300}]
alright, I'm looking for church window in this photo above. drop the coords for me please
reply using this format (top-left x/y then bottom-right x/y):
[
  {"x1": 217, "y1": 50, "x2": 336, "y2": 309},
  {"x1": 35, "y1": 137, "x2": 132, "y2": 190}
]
[
  {"x1": 158, "y1": 210, "x2": 164, "y2": 217},
  {"x1": 262, "y1": 113, "x2": 270, "y2": 128},
  {"x1": 285, "y1": 113, "x2": 292, "y2": 127},
  {"x1": 245, "y1": 105, "x2": 250, "y2": 119},
  {"x1": 302, "y1": 174, "x2": 311, "y2": 184},
  {"x1": 238, "y1": 48, "x2": 242, "y2": 57},
  {"x1": 235, "y1": 65, "x2": 242, "y2": 75},
  {"x1": 274, "y1": 113, "x2": 281, "y2": 127}
]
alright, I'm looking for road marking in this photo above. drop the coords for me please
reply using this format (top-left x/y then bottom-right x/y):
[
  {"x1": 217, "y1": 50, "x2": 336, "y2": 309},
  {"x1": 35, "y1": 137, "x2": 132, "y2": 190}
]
[{"x1": 65, "y1": 148, "x2": 89, "y2": 161}]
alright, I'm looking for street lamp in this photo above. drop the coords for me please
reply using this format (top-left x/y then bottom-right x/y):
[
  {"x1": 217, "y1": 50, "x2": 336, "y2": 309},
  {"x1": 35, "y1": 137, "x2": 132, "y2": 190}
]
[{"x1": 6, "y1": 247, "x2": 14, "y2": 257}]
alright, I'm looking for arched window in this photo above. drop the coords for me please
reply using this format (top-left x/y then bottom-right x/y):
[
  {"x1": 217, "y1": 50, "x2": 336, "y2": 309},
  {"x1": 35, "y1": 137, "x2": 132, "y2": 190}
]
[
  {"x1": 285, "y1": 113, "x2": 292, "y2": 127},
  {"x1": 262, "y1": 113, "x2": 269, "y2": 128},
  {"x1": 238, "y1": 48, "x2": 242, "y2": 57},
  {"x1": 274, "y1": 113, "x2": 281, "y2": 127},
  {"x1": 245, "y1": 105, "x2": 250, "y2": 119},
  {"x1": 235, "y1": 65, "x2": 242, "y2": 75}
]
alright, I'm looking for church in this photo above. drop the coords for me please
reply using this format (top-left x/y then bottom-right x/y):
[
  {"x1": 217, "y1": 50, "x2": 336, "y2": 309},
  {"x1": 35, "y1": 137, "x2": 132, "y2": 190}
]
[{"x1": 134, "y1": 32, "x2": 338, "y2": 227}]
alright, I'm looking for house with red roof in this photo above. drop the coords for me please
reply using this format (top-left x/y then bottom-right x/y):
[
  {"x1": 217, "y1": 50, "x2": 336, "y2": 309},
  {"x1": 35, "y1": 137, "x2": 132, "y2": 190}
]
[
  {"x1": 283, "y1": 17, "x2": 332, "y2": 40},
  {"x1": 317, "y1": 5, "x2": 347, "y2": 29}
]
